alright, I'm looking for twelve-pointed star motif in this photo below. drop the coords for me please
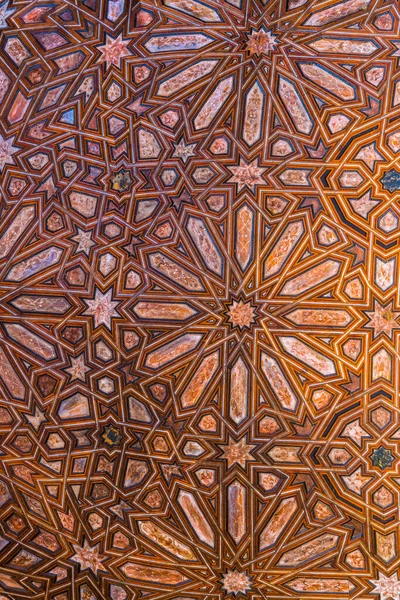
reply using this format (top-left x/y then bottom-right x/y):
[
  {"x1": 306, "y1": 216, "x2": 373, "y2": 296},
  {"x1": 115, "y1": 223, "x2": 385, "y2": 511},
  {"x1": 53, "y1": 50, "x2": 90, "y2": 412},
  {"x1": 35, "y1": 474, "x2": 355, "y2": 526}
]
[
  {"x1": 246, "y1": 28, "x2": 277, "y2": 55},
  {"x1": 221, "y1": 570, "x2": 253, "y2": 595},
  {"x1": 227, "y1": 299, "x2": 256, "y2": 329}
]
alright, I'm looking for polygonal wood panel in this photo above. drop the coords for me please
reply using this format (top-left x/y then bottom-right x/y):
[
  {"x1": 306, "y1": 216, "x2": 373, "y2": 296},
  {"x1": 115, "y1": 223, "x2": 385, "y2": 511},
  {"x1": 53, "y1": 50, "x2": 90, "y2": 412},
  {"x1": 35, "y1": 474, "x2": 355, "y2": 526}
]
[{"x1": 0, "y1": 0, "x2": 399, "y2": 599}]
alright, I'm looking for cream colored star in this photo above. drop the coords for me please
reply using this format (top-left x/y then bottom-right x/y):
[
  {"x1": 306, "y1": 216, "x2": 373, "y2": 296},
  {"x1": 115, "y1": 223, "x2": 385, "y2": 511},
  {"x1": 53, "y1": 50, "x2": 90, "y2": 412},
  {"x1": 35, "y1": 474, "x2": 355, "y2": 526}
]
[
  {"x1": 365, "y1": 300, "x2": 400, "y2": 338},
  {"x1": 370, "y1": 572, "x2": 400, "y2": 600},
  {"x1": 246, "y1": 28, "x2": 277, "y2": 56},
  {"x1": 221, "y1": 570, "x2": 253, "y2": 595},
  {"x1": 0, "y1": 134, "x2": 19, "y2": 172},
  {"x1": 227, "y1": 299, "x2": 256, "y2": 329},
  {"x1": 219, "y1": 437, "x2": 255, "y2": 468},
  {"x1": 228, "y1": 157, "x2": 266, "y2": 191},
  {"x1": 97, "y1": 33, "x2": 132, "y2": 69},
  {"x1": 65, "y1": 354, "x2": 90, "y2": 381},
  {"x1": 71, "y1": 540, "x2": 104, "y2": 575},
  {"x1": 72, "y1": 228, "x2": 95, "y2": 255},
  {"x1": 83, "y1": 288, "x2": 120, "y2": 329}
]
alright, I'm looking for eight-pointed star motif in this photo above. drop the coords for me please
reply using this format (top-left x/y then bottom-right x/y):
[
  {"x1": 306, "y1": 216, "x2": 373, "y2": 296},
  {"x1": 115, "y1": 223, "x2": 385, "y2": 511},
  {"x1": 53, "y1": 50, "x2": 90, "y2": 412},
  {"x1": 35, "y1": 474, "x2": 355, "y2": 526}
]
[
  {"x1": 370, "y1": 572, "x2": 400, "y2": 600},
  {"x1": 71, "y1": 540, "x2": 104, "y2": 575},
  {"x1": 83, "y1": 288, "x2": 120, "y2": 329},
  {"x1": 219, "y1": 436, "x2": 256, "y2": 468},
  {"x1": 228, "y1": 157, "x2": 266, "y2": 191},
  {"x1": 365, "y1": 300, "x2": 400, "y2": 338},
  {"x1": 97, "y1": 33, "x2": 132, "y2": 69}
]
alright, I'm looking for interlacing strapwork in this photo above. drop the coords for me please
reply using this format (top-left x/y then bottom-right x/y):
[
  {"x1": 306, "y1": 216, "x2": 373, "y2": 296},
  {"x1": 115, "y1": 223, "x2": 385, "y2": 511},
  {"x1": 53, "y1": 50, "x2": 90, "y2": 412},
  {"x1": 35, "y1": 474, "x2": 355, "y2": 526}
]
[{"x1": 0, "y1": 0, "x2": 399, "y2": 598}]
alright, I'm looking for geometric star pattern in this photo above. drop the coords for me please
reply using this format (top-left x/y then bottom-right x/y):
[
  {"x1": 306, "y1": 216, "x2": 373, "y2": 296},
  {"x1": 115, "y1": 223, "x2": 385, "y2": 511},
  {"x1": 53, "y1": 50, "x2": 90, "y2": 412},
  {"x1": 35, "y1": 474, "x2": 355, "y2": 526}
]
[{"x1": 0, "y1": 0, "x2": 400, "y2": 599}]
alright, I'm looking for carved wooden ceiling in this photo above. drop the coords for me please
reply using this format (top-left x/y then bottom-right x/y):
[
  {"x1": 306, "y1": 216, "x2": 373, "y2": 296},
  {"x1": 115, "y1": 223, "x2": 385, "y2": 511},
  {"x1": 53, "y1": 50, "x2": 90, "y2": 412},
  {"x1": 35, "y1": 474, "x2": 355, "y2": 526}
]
[{"x1": 0, "y1": 0, "x2": 399, "y2": 599}]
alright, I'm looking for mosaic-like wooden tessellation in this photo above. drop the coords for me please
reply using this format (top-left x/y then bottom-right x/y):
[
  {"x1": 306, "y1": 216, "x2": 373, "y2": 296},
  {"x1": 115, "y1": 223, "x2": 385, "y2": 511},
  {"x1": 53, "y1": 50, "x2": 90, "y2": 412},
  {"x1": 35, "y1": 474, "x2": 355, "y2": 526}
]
[{"x1": 0, "y1": 0, "x2": 400, "y2": 598}]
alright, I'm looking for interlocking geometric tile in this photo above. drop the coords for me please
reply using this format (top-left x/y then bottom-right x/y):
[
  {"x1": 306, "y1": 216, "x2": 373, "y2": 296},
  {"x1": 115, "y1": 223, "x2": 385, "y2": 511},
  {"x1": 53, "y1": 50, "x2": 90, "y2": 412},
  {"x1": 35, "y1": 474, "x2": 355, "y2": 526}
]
[{"x1": 0, "y1": 0, "x2": 400, "y2": 599}]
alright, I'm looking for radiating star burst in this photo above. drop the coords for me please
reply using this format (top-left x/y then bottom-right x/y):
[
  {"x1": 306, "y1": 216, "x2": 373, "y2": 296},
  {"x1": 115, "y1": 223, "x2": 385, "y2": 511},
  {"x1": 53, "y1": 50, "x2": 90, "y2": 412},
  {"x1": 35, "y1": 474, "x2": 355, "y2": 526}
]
[
  {"x1": 227, "y1": 299, "x2": 256, "y2": 329},
  {"x1": 221, "y1": 569, "x2": 253, "y2": 595},
  {"x1": 246, "y1": 28, "x2": 277, "y2": 56}
]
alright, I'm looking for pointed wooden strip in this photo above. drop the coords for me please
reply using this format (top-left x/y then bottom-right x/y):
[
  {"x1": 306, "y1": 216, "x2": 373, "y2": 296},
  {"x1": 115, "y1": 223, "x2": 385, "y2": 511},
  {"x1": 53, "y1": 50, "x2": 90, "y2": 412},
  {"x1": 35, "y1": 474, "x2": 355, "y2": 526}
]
[
  {"x1": 280, "y1": 259, "x2": 340, "y2": 296},
  {"x1": 4, "y1": 324, "x2": 56, "y2": 361},
  {"x1": 261, "y1": 353, "x2": 298, "y2": 411},
  {"x1": 304, "y1": 0, "x2": 372, "y2": 26},
  {"x1": 278, "y1": 76, "x2": 313, "y2": 135},
  {"x1": 230, "y1": 356, "x2": 248, "y2": 424},
  {"x1": 235, "y1": 204, "x2": 254, "y2": 271},
  {"x1": 0, "y1": 346, "x2": 25, "y2": 400},
  {"x1": 178, "y1": 489, "x2": 215, "y2": 547},
  {"x1": 288, "y1": 578, "x2": 355, "y2": 593},
  {"x1": 243, "y1": 80, "x2": 264, "y2": 146},
  {"x1": 10, "y1": 295, "x2": 70, "y2": 314},
  {"x1": 187, "y1": 216, "x2": 223, "y2": 275},
  {"x1": 299, "y1": 62, "x2": 356, "y2": 101},
  {"x1": 309, "y1": 38, "x2": 377, "y2": 55},
  {"x1": 260, "y1": 497, "x2": 297, "y2": 550},
  {"x1": 278, "y1": 533, "x2": 339, "y2": 567},
  {"x1": 121, "y1": 562, "x2": 189, "y2": 584},
  {"x1": 6, "y1": 246, "x2": 63, "y2": 282},
  {"x1": 194, "y1": 76, "x2": 234, "y2": 130},
  {"x1": 181, "y1": 350, "x2": 219, "y2": 408},
  {"x1": 157, "y1": 60, "x2": 218, "y2": 97},
  {"x1": 145, "y1": 33, "x2": 212, "y2": 53},
  {"x1": 0, "y1": 206, "x2": 35, "y2": 259},
  {"x1": 279, "y1": 336, "x2": 336, "y2": 376},
  {"x1": 228, "y1": 481, "x2": 246, "y2": 543},
  {"x1": 145, "y1": 333, "x2": 203, "y2": 369},
  {"x1": 264, "y1": 221, "x2": 304, "y2": 277},
  {"x1": 286, "y1": 308, "x2": 352, "y2": 327},
  {"x1": 148, "y1": 252, "x2": 205, "y2": 291},
  {"x1": 163, "y1": 0, "x2": 222, "y2": 22},
  {"x1": 138, "y1": 521, "x2": 195, "y2": 560},
  {"x1": 132, "y1": 302, "x2": 196, "y2": 321}
]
